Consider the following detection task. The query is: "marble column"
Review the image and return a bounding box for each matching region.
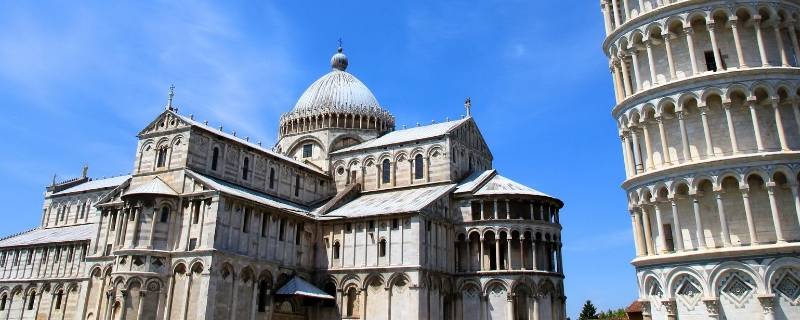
[657,116,671,165]
[641,122,655,170]
[723,103,740,154]
[766,184,786,242]
[715,191,732,247]
[730,18,747,68]
[653,202,667,253]
[641,206,655,255]
[629,48,642,92]
[645,40,658,85]
[774,25,790,67]
[754,17,769,66]
[740,188,759,244]
[748,102,764,151]
[677,110,692,162]
[699,105,715,157]
[772,99,789,150]
[691,196,706,249]
[707,22,723,70]
[663,33,676,79]
[670,199,684,252]
[684,28,699,75]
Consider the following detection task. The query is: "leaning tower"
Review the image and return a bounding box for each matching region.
[601,1,800,319]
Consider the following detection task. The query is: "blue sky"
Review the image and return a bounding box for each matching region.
[0,1,630,317]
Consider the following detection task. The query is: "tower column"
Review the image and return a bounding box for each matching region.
[730,19,747,68]
[663,33,676,80]
[707,21,723,71]
[641,122,654,170]
[754,16,769,66]
[656,116,671,165]
[641,205,655,255]
[619,54,633,96]
[714,191,732,247]
[723,103,740,154]
[699,104,715,157]
[684,27,699,75]
[677,110,692,162]
[774,25,790,67]
[766,184,786,243]
[691,196,706,249]
[670,199,684,252]
[645,40,658,86]
[629,49,642,92]
[772,99,789,151]
[653,202,666,253]
[740,188,759,245]
[748,101,765,151]
[631,128,644,173]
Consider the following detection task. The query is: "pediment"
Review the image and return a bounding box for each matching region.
[138,110,191,137]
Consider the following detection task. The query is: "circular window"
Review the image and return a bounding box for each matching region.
[337,167,345,175]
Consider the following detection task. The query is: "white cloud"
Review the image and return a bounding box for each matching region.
[0,1,300,144]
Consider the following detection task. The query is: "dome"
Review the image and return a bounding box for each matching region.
[291,68,381,113]
[279,46,395,137]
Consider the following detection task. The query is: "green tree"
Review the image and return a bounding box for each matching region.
[578,300,598,320]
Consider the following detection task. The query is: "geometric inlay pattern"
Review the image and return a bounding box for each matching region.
[724,277,751,298]
[720,272,755,308]
[776,274,800,301]
[674,276,703,309]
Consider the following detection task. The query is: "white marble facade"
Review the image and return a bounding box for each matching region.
[0,47,565,319]
[602,0,800,319]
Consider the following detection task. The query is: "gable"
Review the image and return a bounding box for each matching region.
[448,118,493,160]
[138,110,192,138]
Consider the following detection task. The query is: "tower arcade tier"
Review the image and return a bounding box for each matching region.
[602,1,800,319]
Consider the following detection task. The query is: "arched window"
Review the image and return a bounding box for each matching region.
[211,147,220,171]
[294,175,300,196]
[54,290,63,309]
[242,157,250,180]
[269,168,275,189]
[414,154,424,180]
[379,239,387,257]
[346,287,358,317]
[381,159,391,183]
[26,291,35,310]
[0,294,6,310]
[160,206,170,223]
[242,208,251,233]
[278,219,286,241]
[333,241,341,259]
[156,147,168,168]
[257,280,269,312]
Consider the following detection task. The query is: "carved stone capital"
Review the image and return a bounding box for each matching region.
[757,294,775,314]
[702,298,719,315]
[660,298,677,315]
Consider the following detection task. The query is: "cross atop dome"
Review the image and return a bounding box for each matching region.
[331,40,348,71]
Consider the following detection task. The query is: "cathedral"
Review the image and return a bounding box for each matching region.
[602,0,800,319]
[0,47,566,320]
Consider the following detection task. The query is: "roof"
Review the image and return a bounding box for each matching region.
[186,170,310,217]
[172,113,325,175]
[455,169,496,194]
[275,276,335,300]
[332,117,469,154]
[626,300,643,313]
[474,174,552,198]
[124,177,178,197]
[292,69,381,113]
[0,224,94,248]
[52,175,131,196]
[323,184,455,219]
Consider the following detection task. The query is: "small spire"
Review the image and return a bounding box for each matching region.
[465,97,472,117]
[167,84,175,111]
[331,39,348,71]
